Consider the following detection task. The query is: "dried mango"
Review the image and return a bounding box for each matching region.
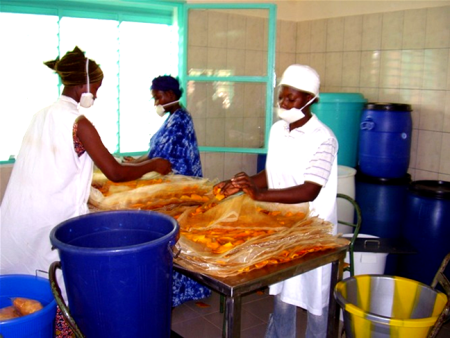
[12,298,43,316]
[213,187,225,201]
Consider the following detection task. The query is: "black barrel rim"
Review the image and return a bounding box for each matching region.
[408,180,450,200]
[355,170,411,185]
[364,102,412,112]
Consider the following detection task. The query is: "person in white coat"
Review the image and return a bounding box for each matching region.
[214,64,338,338]
[1,46,171,280]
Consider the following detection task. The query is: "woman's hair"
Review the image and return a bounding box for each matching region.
[151,75,183,99]
[44,46,103,86]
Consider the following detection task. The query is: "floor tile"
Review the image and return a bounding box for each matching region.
[242,296,273,322]
[171,304,203,324]
[171,315,222,338]
[241,323,269,338]
[171,289,450,338]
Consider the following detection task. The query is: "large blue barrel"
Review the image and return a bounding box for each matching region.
[355,172,411,239]
[50,210,179,338]
[399,181,450,285]
[355,172,411,274]
[257,153,267,172]
[358,103,412,178]
[311,93,367,168]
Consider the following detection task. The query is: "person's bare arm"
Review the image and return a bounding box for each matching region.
[231,171,321,204]
[76,116,171,182]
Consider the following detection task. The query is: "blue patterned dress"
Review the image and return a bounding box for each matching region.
[149,108,202,177]
[148,108,210,307]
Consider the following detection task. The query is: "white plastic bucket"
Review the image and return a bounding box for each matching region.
[337,166,357,234]
[342,233,388,279]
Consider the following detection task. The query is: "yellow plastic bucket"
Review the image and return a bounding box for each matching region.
[334,275,447,338]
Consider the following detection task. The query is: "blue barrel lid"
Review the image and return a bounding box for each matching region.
[355,170,411,185]
[365,102,412,112]
[317,93,367,103]
[408,180,450,200]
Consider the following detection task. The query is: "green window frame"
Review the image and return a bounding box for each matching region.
[0,1,277,164]
[183,3,277,155]
[0,0,185,164]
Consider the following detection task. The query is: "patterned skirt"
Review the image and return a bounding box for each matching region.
[55,307,74,337]
[172,271,211,307]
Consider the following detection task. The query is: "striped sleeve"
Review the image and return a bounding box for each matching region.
[304,137,338,186]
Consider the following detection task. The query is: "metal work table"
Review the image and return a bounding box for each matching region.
[174,246,347,338]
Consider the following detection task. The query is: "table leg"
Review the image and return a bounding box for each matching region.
[327,258,343,338]
[223,295,242,338]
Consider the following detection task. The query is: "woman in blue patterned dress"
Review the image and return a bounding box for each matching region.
[130,75,210,306]
[148,76,202,178]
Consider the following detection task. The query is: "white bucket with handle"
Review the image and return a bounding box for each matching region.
[343,233,388,279]
[337,165,357,234]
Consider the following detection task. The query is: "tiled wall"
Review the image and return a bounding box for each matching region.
[187,9,270,181]
[1,5,449,203]
[287,5,450,182]
[193,5,450,182]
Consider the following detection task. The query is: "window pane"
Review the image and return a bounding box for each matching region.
[1,9,180,161]
[188,9,269,77]
[60,17,120,153]
[0,13,59,161]
[187,81,266,149]
[118,22,179,154]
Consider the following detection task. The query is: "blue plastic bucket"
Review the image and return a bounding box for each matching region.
[312,93,367,168]
[49,210,179,338]
[358,103,412,178]
[0,274,57,338]
[399,180,450,285]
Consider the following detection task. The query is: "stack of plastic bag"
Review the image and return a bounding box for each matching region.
[89,174,348,277]
[174,194,348,277]
[89,172,218,218]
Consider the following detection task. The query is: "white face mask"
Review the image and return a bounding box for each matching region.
[155,100,179,117]
[79,58,94,108]
[80,93,94,108]
[276,95,317,124]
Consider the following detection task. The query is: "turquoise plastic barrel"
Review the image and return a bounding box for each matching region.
[312,93,367,168]
[50,210,179,338]
[358,103,412,178]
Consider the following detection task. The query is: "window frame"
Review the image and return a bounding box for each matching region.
[0,0,185,164]
[183,3,277,155]
[0,1,278,164]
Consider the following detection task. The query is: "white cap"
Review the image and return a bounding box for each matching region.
[278,64,320,97]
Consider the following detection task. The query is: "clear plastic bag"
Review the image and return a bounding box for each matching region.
[174,194,348,277]
[89,173,218,218]
[89,174,348,277]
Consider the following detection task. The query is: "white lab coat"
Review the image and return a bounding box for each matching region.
[1,96,93,278]
[265,115,338,316]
